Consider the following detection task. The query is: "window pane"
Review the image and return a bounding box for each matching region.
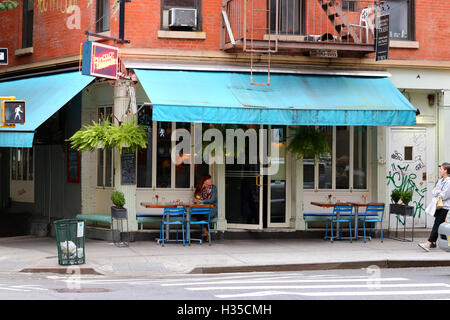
[17,148,23,180]
[23,149,28,181]
[97,149,104,187]
[336,126,350,189]
[164,0,196,7]
[353,127,367,189]
[105,149,113,187]
[157,122,172,188]
[385,0,409,39]
[270,0,302,34]
[137,129,153,188]
[303,158,314,190]
[96,0,110,32]
[318,127,332,189]
[22,0,33,48]
[175,122,191,188]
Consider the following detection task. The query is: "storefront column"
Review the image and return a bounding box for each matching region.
[293,156,306,230]
[439,105,450,163]
[113,79,138,231]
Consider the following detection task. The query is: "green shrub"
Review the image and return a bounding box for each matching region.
[111,190,125,208]
[391,189,402,204]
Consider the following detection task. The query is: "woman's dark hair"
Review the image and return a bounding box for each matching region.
[194,174,212,196]
[444,164,450,175]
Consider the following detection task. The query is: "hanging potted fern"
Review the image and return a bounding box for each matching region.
[67,117,147,154]
[287,126,331,161]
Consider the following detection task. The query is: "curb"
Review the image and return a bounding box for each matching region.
[190,260,450,274]
[20,268,104,275]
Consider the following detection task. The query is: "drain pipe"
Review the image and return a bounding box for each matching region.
[48,147,52,235]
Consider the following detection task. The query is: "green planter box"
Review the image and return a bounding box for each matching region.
[389,204,414,216]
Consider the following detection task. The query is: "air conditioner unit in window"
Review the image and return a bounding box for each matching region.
[168,8,197,29]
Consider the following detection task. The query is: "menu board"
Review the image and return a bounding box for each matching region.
[121,151,136,185]
[67,143,80,183]
[375,14,390,61]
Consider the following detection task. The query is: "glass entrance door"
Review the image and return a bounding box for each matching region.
[225,126,289,229]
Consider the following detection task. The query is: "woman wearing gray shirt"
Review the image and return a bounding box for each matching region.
[419,162,450,251]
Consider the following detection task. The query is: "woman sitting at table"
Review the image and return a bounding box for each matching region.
[193,174,217,241]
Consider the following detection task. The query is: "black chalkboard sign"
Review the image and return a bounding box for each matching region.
[375,14,390,61]
[121,151,136,185]
[67,143,80,183]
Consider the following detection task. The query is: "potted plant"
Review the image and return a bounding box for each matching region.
[390,189,402,204]
[389,189,414,216]
[111,190,127,219]
[287,126,330,161]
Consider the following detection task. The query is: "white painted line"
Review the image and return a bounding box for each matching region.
[187,283,449,291]
[162,277,409,286]
[215,289,450,298]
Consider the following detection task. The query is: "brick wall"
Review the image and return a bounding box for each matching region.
[0,0,450,70]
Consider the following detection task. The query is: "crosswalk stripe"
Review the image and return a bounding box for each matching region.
[215,289,450,298]
[186,283,450,291]
[161,277,408,286]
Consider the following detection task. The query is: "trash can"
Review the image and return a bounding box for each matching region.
[54,219,86,265]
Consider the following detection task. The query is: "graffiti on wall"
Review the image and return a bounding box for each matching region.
[37,0,79,13]
[387,162,427,226]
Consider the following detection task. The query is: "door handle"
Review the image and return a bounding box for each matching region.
[256,174,262,187]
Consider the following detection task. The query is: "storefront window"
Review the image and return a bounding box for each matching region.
[137,105,153,188]
[353,126,367,189]
[303,126,367,191]
[336,126,350,189]
[157,122,172,188]
[97,107,113,188]
[11,148,33,181]
[318,127,332,189]
[175,122,191,188]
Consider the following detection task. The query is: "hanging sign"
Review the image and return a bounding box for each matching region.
[81,41,119,79]
[375,14,390,61]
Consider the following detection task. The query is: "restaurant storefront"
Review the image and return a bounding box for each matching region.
[77,65,417,233]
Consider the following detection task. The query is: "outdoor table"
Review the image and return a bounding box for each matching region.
[311,202,385,240]
[347,202,384,240]
[140,203,216,245]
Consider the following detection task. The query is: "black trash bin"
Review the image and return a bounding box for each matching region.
[54,219,86,265]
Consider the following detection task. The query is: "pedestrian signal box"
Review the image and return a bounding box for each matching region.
[1,100,26,125]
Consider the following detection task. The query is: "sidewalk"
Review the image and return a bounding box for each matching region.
[1,233,450,277]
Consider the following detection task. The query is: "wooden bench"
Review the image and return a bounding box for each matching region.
[304,212,378,229]
[76,214,112,229]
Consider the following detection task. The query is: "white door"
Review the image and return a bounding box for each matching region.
[387,127,433,229]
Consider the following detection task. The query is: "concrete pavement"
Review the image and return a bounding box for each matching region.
[1,230,450,277]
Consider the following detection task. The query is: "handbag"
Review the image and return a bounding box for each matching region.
[437,196,444,210]
[426,197,438,216]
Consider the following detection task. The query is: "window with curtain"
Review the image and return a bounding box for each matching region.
[270,0,305,35]
[384,0,414,40]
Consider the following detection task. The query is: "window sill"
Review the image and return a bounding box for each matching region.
[15,47,33,56]
[158,30,206,40]
[389,40,419,49]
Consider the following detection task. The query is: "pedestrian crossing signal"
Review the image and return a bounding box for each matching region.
[1,100,26,125]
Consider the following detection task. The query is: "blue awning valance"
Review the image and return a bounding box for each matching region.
[135,69,416,126]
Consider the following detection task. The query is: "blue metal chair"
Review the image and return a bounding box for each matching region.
[160,206,185,247]
[188,206,212,246]
[361,203,385,243]
[324,204,353,243]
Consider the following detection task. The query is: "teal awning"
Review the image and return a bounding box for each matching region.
[0,72,94,147]
[135,69,416,126]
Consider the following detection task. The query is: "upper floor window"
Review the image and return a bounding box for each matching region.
[161,0,201,31]
[22,0,34,48]
[96,0,110,33]
[270,0,305,35]
[384,0,414,40]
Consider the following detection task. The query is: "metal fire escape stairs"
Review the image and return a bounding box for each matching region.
[317,0,360,43]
